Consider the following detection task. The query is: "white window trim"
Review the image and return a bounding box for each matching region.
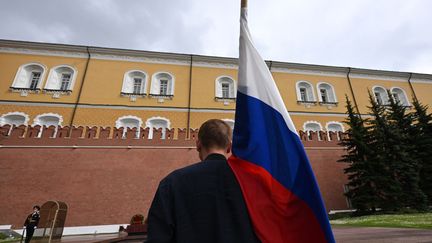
[33,113,63,126]
[390,87,410,106]
[44,65,78,91]
[303,120,323,131]
[303,120,323,140]
[316,82,337,103]
[215,76,237,98]
[121,70,148,95]
[325,121,345,132]
[115,115,143,128]
[0,112,30,126]
[11,62,47,89]
[115,115,143,138]
[33,113,63,138]
[150,72,175,96]
[372,85,389,105]
[296,81,316,102]
[145,116,171,139]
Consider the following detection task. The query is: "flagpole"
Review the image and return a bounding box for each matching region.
[241,0,247,8]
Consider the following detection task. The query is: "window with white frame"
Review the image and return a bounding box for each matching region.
[159,79,168,95]
[391,87,409,106]
[150,72,174,97]
[0,112,29,126]
[146,117,170,139]
[60,73,72,91]
[11,63,46,92]
[300,87,307,101]
[327,122,344,133]
[44,66,76,94]
[215,76,236,99]
[33,113,63,137]
[222,83,229,98]
[373,86,389,105]
[0,112,29,135]
[296,81,315,102]
[317,83,337,104]
[303,121,322,140]
[121,70,147,100]
[29,72,42,90]
[133,78,143,94]
[115,116,142,138]
[326,122,344,140]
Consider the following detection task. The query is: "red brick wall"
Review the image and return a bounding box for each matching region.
[0,125,348,228]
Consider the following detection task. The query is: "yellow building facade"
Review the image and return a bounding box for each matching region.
[1,40,431,136]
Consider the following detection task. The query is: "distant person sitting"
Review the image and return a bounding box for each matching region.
[23,205,40,243]
[146,119,260,243]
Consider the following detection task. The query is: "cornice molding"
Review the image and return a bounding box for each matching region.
[349,73,408,82]
[91,53,190,66]
[410,78,432,84]
[271,67,346,78]
[1,39,432,80]
[0,46,88,59]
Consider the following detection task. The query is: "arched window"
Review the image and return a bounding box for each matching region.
[303,121,322,140]
[146,117,170,139]
[0,112,29,135]
[0,112,29,126]
[33,113,63,127]
[373,86,389,105]
[44,65,77,97]
[326,122,344,140]
[115,116,143,138]
[11,63,46,95]
[296,81,316,103]
[390,87,409,106]
[121,70,148,98]
[150,72,174,99]
[317,82,337,103]
[33,113,63,137]
[215,76,236,99]
[326,122,344,133]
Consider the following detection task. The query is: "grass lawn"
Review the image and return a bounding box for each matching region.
[330,213,432,229]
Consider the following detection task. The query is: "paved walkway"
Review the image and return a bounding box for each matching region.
[333,226,432,243]
[28,227,432,242]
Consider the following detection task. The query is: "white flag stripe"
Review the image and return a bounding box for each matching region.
[238,8,297,134]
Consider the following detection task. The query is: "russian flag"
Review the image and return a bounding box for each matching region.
[228,3,335,243]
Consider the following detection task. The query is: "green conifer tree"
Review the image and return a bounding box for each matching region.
[338,95,379,212]
[366,91,403,211]
[386,91,427,210]
[412,99,432,205]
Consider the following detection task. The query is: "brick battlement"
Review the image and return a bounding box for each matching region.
[0,124,348,228]
[0,125,345,147]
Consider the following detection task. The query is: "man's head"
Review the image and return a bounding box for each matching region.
[33,205,40,212]
[196,119,232,160]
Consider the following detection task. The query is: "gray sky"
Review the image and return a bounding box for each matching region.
[1,0,431,74]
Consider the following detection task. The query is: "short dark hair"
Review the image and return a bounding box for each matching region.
[33,205,40,211]
[198,119,232,150]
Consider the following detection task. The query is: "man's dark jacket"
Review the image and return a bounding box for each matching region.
[24,212,40,229]
[146,153,260,243]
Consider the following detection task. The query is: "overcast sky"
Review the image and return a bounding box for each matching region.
[1,0,431,74]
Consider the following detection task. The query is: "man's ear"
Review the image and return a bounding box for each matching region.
[226,141,232,154]
[196,140,201,152]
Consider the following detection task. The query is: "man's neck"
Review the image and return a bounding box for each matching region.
[201,149,228,161]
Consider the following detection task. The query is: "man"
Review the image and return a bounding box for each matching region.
[146,119,260,243]
[23,205,40,243]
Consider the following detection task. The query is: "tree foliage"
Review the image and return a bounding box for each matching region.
[340,91,432,212]
[412,99,432,203]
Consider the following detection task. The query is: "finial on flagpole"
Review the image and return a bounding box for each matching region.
[241,0,248,8]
